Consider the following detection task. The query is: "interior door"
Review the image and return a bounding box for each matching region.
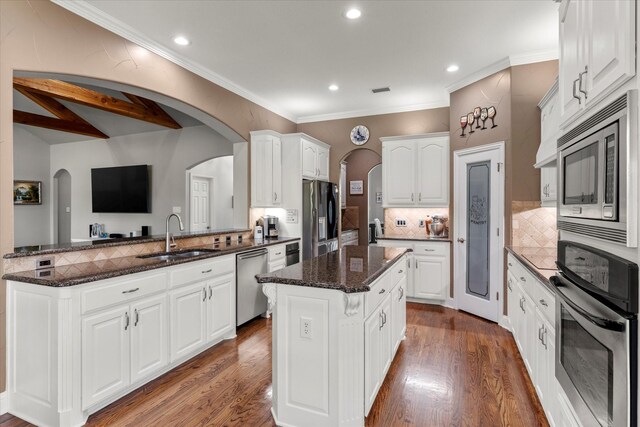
[190,176,211,232]
[454,144,504,323]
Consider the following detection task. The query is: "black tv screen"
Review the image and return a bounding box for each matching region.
[91,165,151,213]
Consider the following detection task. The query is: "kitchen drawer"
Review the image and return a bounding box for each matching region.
[530,278,555,326]
[387,256,408,287]
[365,272,392,318]
[82,271,167,314]
[268,245,286,262]
[413,242,448,256]
[507,254,524,279]
[169,256,234,288]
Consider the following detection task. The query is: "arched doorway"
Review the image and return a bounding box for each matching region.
[340,148,382,245]
[53,169,71,244]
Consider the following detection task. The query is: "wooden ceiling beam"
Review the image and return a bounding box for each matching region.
[14,110,109,139]
[13,78,182,129]
[122,92,182,128]
[14,86,99,127]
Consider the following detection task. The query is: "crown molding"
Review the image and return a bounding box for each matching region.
[296,99,450,124]
[50,0,298,123]
[446,49,558,94]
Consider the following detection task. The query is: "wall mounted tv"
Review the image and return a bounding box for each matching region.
[91,165,151,213]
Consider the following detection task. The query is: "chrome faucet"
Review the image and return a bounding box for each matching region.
[165,213,184,252]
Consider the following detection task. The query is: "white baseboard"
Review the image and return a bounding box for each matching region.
[499,315,512,332]
[0,391,8,415]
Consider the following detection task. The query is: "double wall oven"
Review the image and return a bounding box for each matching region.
[558,90,636,245]
[551,241,637,427]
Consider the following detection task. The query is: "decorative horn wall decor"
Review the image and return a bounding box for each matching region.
[460,106,497,137]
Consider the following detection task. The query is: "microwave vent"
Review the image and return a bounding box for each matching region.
[558,220,627,244]
[558,93,628,148]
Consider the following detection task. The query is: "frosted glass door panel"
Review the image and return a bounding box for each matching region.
[466,162,490,300]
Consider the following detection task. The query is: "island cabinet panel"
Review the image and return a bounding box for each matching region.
[265,253,407,427]
[7,253,237,427]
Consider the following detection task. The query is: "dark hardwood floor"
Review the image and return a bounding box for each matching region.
[0,303,547,427]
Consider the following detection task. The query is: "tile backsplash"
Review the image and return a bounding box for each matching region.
[512,201,557,248]
[383,208,450,238]
[342,206,360,230]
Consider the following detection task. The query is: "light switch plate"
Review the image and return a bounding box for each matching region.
[172,206,182,214]
[395,218,407,227]
[419,220,425,228]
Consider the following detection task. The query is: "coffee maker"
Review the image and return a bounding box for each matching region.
[260,215,279,239]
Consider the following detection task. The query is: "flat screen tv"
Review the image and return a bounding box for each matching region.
[91,165,151,213]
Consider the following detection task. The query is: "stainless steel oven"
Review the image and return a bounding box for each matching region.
[551,240,637,427]
[558,90,636,245]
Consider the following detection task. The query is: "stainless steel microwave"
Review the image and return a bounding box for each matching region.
[558,91,636,245]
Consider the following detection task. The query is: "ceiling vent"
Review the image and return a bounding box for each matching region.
[372,87,391,94]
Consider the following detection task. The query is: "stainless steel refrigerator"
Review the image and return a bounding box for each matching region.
[302,180,339,260]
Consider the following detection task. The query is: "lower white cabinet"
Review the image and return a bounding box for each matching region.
[170,282,207,362]
[534,308,556,426]
[8,254,237,427]
[392,276,407,353]
[268,243,287,272]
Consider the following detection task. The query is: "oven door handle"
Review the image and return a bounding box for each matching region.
[550,276,626,332]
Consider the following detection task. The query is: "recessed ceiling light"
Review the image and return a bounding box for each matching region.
[329,84,339,91]
[446,64,459,73]
[173,36,190,46]
[345,8,362,20]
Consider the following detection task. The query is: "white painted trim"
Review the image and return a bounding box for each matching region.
[452,142,506,323]
[538,78,559,109]
[0,391,7,415]
[499,315,512,332]
[50,0,298,123]
[379,131,450,143]
[296,100,450,124]
[446,50,558,93]
[189,174,215,232]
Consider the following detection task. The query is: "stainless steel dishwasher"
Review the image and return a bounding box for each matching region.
[236,248,268,326]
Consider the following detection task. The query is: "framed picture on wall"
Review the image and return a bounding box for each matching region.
[13,180,42,205]
[350,180,363,195]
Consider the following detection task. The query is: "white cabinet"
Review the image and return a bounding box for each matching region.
[391,276,407,353]
[170,282,207,362]
[251,131,282,207]
[538,79,560,165]
[540,166,557,207]
[413,253,448,300]
[364,293,394,416]
[559,0,635,125]
[206,274,235,343]
[82,306,130,409]
[302,138,330,181]
[268,243,287,272]
[82,294,168,409]
[381,133,449,207]
[130,295,168,384]
[507,253,559,427]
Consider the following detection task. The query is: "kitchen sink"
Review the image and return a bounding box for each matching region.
[138,248,220,261]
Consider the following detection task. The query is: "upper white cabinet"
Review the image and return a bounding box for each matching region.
[381,133,449,207]
[250,131,282,207]
[537,79,559,206]
[302,137,330,181]
[559,0,635,125]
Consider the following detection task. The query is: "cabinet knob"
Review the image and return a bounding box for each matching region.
[457,238,465,243]
[539,299,548,307]
[379,288,386,294]
[520,276,526,282]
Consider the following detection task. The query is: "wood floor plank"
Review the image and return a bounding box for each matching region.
[3,303,547,427]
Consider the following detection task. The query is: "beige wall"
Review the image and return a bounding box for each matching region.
[298,107,450,184]
[344,149,382,245]
[448,60,558,307]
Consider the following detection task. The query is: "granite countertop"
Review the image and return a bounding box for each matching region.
[3,237,300,287]
[505,246,557,292]
[5,228,252,259]
[256,245,410,293]
[377,235,451,242]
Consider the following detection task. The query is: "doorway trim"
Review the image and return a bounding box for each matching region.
[453,141,505,323]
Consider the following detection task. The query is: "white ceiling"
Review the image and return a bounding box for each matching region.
[55,0,560,123]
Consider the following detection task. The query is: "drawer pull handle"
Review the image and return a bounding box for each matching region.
[124,312,130,331]
[275,252,282,256]
[379,288,386,294]
[134,309,139,327]
[520,276,526,282]
[398,269,403,274]
[202,269,212,274]
[122,288,139,294]
[539,299,548,307]
[424,249,435,252]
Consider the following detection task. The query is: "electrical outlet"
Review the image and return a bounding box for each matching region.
[395,218,407,227]
[300,317,313,339]
[419,220,425,228]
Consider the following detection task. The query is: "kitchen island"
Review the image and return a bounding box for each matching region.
[256,246,409,427]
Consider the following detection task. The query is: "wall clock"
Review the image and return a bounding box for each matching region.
[350,125,370,145]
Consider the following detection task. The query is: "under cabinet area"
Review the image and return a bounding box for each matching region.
[381,133,449,207]
[8,254,237,427]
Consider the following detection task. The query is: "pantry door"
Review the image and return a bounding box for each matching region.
[453,142,504,323]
